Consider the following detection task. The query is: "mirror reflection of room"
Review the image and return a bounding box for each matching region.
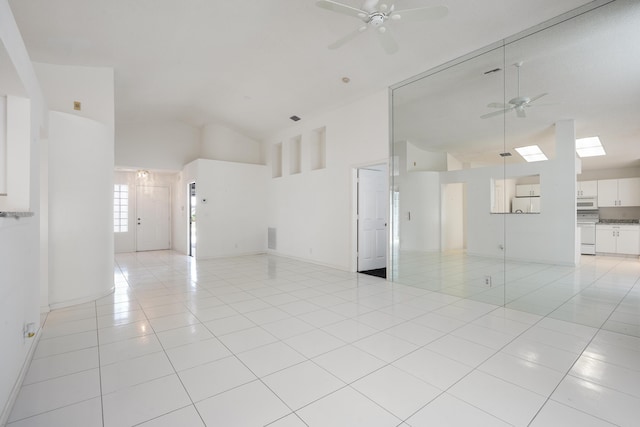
[390,1,640,321]
[492,175,541,214]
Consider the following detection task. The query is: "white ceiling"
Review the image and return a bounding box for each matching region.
[8,0,636,173]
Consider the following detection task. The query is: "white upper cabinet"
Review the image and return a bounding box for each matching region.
[598,178,640,207]
[576,180,597,198]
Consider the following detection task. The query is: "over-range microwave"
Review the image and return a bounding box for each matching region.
[577,197,598,210]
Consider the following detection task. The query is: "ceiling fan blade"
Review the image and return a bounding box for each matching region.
[487,102,510,109]
[316,0,367,18]
[375,27,399,54]
[480,108,511,119]
[328,26,368,50]
[392,5,448,22]
[528,92,548,103]
[362,0,380,12]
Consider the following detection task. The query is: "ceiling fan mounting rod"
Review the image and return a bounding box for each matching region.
[514,61,523,97]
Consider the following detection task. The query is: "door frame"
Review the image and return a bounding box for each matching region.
[188,181,196,257]
[351,160,390,276]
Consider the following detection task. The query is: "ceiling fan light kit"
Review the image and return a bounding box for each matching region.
[316,0,448,54]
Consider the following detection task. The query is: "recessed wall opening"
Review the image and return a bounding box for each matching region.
[289,135,302,175]
[310,126,326,171]
[272,143,282,178]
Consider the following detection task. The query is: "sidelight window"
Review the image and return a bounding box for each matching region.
[114,184,129,232]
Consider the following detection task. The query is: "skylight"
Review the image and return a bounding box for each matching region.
[515,145,548,162]
[576,136,606,158]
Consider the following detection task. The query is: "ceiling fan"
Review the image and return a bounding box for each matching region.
[481,62,548,119]
[316,0,448,54]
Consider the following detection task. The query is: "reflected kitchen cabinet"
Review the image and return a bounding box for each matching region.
[515,184,540,197]
[595,224,640,255]
[577,180,597,198]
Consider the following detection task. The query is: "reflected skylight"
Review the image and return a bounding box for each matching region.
[515,145,548,162]
[576,136,606,158]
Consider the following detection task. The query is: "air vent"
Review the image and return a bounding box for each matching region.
[500,152,512,157]
[289,115,301,122]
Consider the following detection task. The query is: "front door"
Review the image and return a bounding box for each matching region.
[136,186,170,251]
[358,167,387,272]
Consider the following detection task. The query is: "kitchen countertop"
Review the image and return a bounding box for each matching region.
[598,219,640,224]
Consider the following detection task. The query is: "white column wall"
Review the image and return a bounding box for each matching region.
[440,121,577,265]
[48,112,114,308]
[183,159,267,259]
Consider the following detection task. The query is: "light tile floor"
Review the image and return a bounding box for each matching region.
[8,251,640,426]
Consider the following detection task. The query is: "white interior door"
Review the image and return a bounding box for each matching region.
[136,186,170,251]
[358,167,387,271]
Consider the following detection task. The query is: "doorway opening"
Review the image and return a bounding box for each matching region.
[188,182,196,257]
[357,164,388,279]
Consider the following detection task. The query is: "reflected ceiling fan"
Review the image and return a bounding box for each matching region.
[481,62,548,119]
[316,0,448,54]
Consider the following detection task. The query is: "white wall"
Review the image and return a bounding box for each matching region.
[0,2,45,422]
[39,136,49,312]
[48,112,114,308]
[182,159,267,259]
[406,141,448,172]
[442,183,465,250]
[393,141,442,252]
[399,171,442,252]
[0,96,31,212]
[34,63,114,128]
[201,123,264,165]
[265,90,389,271]
[116,121,201,171]
[578,166,640,181]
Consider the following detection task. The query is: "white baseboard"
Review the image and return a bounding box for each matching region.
[0,329,42,427]
[48,286,115,311]
[266,250,351,272]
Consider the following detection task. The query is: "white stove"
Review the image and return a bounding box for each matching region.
[577,210,599,255]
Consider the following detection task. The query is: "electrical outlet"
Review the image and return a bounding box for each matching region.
[485,275,492,287]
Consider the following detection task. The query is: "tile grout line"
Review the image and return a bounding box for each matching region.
[526,270,640,426]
